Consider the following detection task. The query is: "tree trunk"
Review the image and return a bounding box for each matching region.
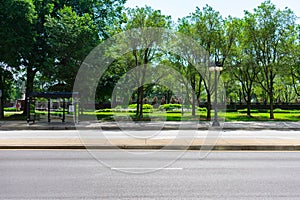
[246,91,251,117]
[191,76,196,116]
[0,96,4,119]
[138,86,144,120]
[23,67,36,116]
[269,90,274,119]
[206,92,211,121]
[269,73,274,120]
[136,88,140,117]
[192,93,196,116]
[246,100,251,117]
[0,70,4,119]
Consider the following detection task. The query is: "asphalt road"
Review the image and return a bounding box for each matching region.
[1,150,300,199]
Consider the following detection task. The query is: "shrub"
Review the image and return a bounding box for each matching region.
[128,104,153,110]
[198,107,207,112]
[159,104,182,111]
[4,107,17,112]
[128,104,137,109]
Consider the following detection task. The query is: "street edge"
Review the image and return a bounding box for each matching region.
[0,145,300,151]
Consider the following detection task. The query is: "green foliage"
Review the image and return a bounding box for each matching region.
[44,6,98,91]
[128,104,153,110]
[1,0,300,122]
[125,6,172,29]
[0,0,36,67]
[198,107,207,112]
[159,104,182,111]
[243,1,297,119]
[0,0,127,116]
[4,107,17,112]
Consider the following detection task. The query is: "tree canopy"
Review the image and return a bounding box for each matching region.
[0,0,300,120]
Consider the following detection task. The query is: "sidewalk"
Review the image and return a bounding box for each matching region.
[0,120,300,150]
[1,120,300,130]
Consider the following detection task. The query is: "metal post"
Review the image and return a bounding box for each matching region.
[48,98,51,123]
[27,97,30,125]
[210,62,222,127]
[212,70,220,126]
[62,98,65,123]
[181,83,184,116]
[74,99,77,123]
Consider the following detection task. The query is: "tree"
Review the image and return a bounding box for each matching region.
[62,0,126,39]
[274,76,295,104]
[178,5,227,120]
[44,6,98,91]
[226,18,260,117]
[1,0,127,115]
[287,25,300,98]
[244,1,297,119]
[0,0,36,67]
[119,6,172,120]
[177,18,203,116]
[0,63,15,118]
[0,0,36,117]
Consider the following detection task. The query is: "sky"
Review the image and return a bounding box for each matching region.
[125,0,300,23]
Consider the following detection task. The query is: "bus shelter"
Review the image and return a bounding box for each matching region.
[27,92,79,124]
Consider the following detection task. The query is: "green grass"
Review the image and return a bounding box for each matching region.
[3,109,300,122]
[223,110,300,121]
[3,111,26,120]
[4,107,17,112]
[93,109,300,122]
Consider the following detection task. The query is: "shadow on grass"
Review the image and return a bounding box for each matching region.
[225,114,267,122]
[2,113,27,121]
[6,111,300,122]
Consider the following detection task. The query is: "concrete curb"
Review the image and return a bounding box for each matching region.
[1,145,299,151]
[1,121,300,131]
[1,126,300,131]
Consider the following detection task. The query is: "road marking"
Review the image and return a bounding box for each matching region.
[110,167,183,170]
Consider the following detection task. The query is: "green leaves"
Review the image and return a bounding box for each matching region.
[125,6,172,29]
[0,0,36,67]
[44,6,98,90]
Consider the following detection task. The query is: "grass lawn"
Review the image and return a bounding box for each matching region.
[223,112,300,121]
[223,109,300,121]
[94,109,300,122]
[3,109,300,122]
[3,111,26,120]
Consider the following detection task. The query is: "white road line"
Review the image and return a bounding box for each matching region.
[110,167,183,170]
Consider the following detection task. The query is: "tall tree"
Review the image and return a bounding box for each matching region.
[227,18,260,117]
[120,6,172,120]
[244,0,297,119]
[177,18,203,116]
[1,0,127,115]
[44,6,98,91]
[288,25,300,97]
[0,0,36,117]
[0,63,15,118]
[178,5,227,120]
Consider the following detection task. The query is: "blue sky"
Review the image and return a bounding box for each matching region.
[125,0,300,23]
